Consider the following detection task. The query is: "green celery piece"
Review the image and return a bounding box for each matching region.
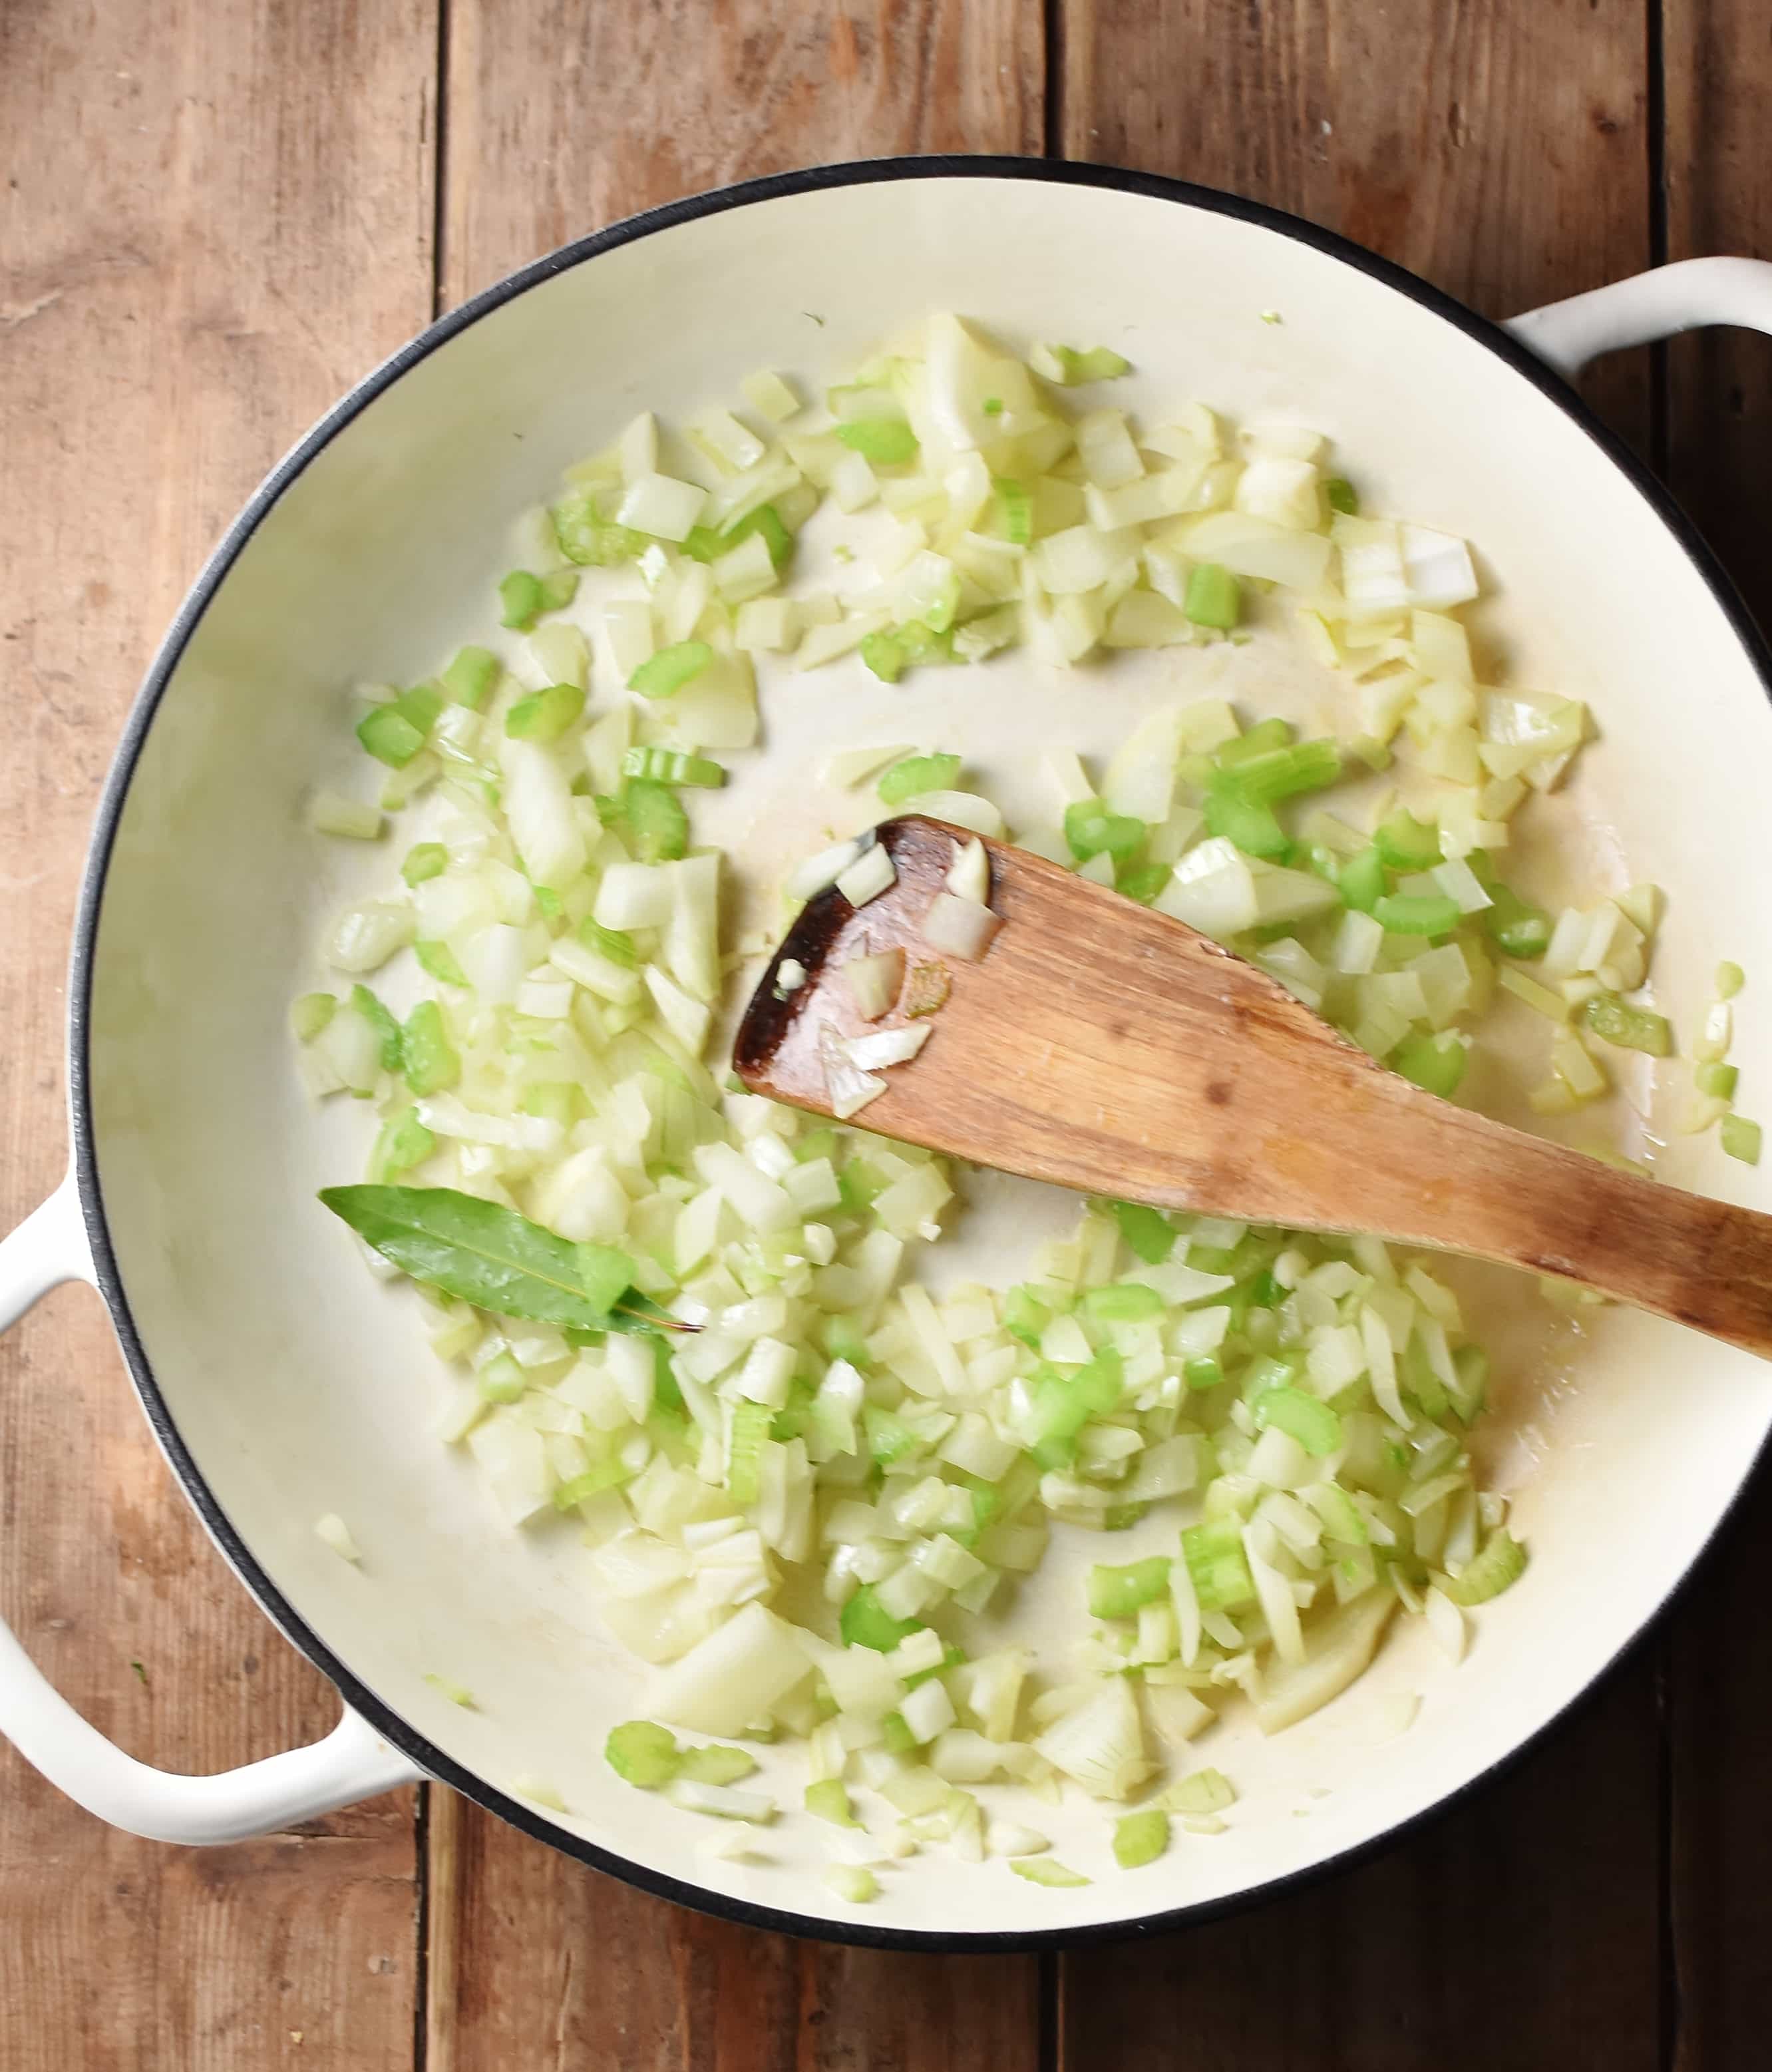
[806,1778,858,1826]
[605,1720,681,1789]
[1180,1516,1256,1611]
[578,916,638,966]
[1065,800,1146,863]
[402,999,460,1096]
[1393,1031,1468,1098]
[1204,785,1291,862]
[1696,1060,1739,1101]
[621,745,725,787]
[839,1583,924,1652]
[1374,810,1442,871]
[1161,1767,1236,1814]
[838,1157,887,1213]
[1042,344,1132,383]
[1113,1810,1170,1870]
[402,841,448,887]
[1185,561,1240,630]
[819,1314,872,1367]
[621,779,689,861]
[499,570,544,630]
[1010,1858,1091,1888]
[1374,892,1460,936]
[629,641,713,698]
[414,939,468,988]
[478,1351,525,1403]
[1212,739,1341,805]
[1117,861,1172,905]
[1326,477,1358,515]
[859,630,905,684]
[506,682,585,741]
[1216,720,1294,767]
[880,752,962,806]
[1717,960,1746,999]
[863,1403,921,1466]
[554,1459,631,1507]
[836,417,919,465]
[1087,1555,1172,1619]
[677,1743,758,1786]
[1184,1356,1224,1392]
[879,1711,917,1755]
[727,1399,773,1504]
[442,645,500,709]
[291,991,336,1042]
[1081,1282,1165,1323]
[539,568,580,612]
[1003,1284,1053,1347]
[356,702,426,769]
[723,503,794,570]
[1254,1385,1343,1458]
[1722,1115,1763,1165]
[350,984,403,1072]
[369,1106,435,1183]
[1436,1530,1528,1605]
[551,492,647,567]
[1337,845,1388,914]
[1584,993,1674,1057]
[1108,1200,1176,1264]
[1482,882,1551,959]
[994,478,1033,545]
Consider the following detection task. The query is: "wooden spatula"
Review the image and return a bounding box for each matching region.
[734,814,1772,1359]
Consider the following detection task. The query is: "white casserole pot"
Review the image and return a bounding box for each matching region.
[7,160,1772,1948]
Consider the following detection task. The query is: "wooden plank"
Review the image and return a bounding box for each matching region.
[428,5,1047,2065]
[1662,8,1772,2065]
[0,1,436,2067]
[427,1788,1041,2072]
[1057,4,1665,2067]
[439,0,1045,303]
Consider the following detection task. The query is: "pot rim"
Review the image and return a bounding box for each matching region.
[63,152,1772,1952]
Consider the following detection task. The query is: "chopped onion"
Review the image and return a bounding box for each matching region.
[840,948,904,1019]
[844,1023,932,1071]
[921,891,1002,961]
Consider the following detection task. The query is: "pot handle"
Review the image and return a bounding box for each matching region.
[0,1177,423,1842]
[1506,255,1772,377]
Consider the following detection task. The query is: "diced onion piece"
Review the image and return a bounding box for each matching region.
[844,1024,932,1071]
[841,948,905,1020]
[835,842,897,909]
[1401,524,1479,608]
[616,471,707,542]
[313,1513,361,1563]
[922,891,1003,962]
[945,838,990,905]
[647,1603,810,1736]
[788,837,865,901]
[818,1024,887,1120]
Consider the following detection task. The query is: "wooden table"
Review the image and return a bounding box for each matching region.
[2,1,1767,2063]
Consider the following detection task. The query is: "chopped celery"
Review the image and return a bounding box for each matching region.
[1065,800,1146,863]
[1722,1115,1763,1165]
[880,752,962,805]
[579,916,638,966]
[506,682,585,741]
[1160,1767,1236,1814]
[498,570,544,630]
[605,1719,681,1789]
[414,939,468,988]
[1216,720,1294,767]
[402,841,448,887]
[442,645,500,709]
[370,1106,435,1182]
[550,492,647,566]
[1113,1809,1170,1869]
[1181,1516,1256,1611]
[995,477,1033,544]
[402,1000,460,1096]
[677,1743,759,1786]
[1009,1858,1090,1888]
[805,1778,858,1826]
[1107,1200,1177,1264]
[356,702,427,769]
[291,991,336,1042]
[860,630,906,684]
[621,746,725,787]
[1081,1282,1165,1323]
[1185,562,1240,630]
[826,1865,881,1905]
[629,641,713,699]
[863,1403,921,1466]
[620,779,689,861]
[351,985,403,1072]
[727,1400,773,1504]
[1584,993,1673,1057]
[1717,961,1745,1000]
[1212,739,1341,805]
[1184,1356,1225,1392]
[1205,786,1291,862]
[1393,1031,1468,1098]
[1337,845,1388,915]
[1118,861,1172,905]
[554,1459,631,1506]
[1035,343,1131,383]
[840,1583,924,1652]
[836,418,919,465]
[479,1352,525,1403]
[1326,477,1358,515]
[1483,883,1551,959]
[539,568,580,612]
[1695,1060,1739,1101]
[1374,811,1441,871]
[1437,1530,1528,1605]
[1375,893,1460,937]
[1254,1385,1343,1457]
[1087,1555,1172,1619]
[1003,1285,1053,1347]
[880,1711,916,1755]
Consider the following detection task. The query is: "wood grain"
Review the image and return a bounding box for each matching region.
[427,5,1049,2066]
[0,0,435,2065]
[440,0,1046,304]
[1057,2,1668,2065]
[1662,4,1772,2064]
[739,818,1772,1356]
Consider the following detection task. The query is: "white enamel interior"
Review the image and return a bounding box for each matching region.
[86,174,1772,1938]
